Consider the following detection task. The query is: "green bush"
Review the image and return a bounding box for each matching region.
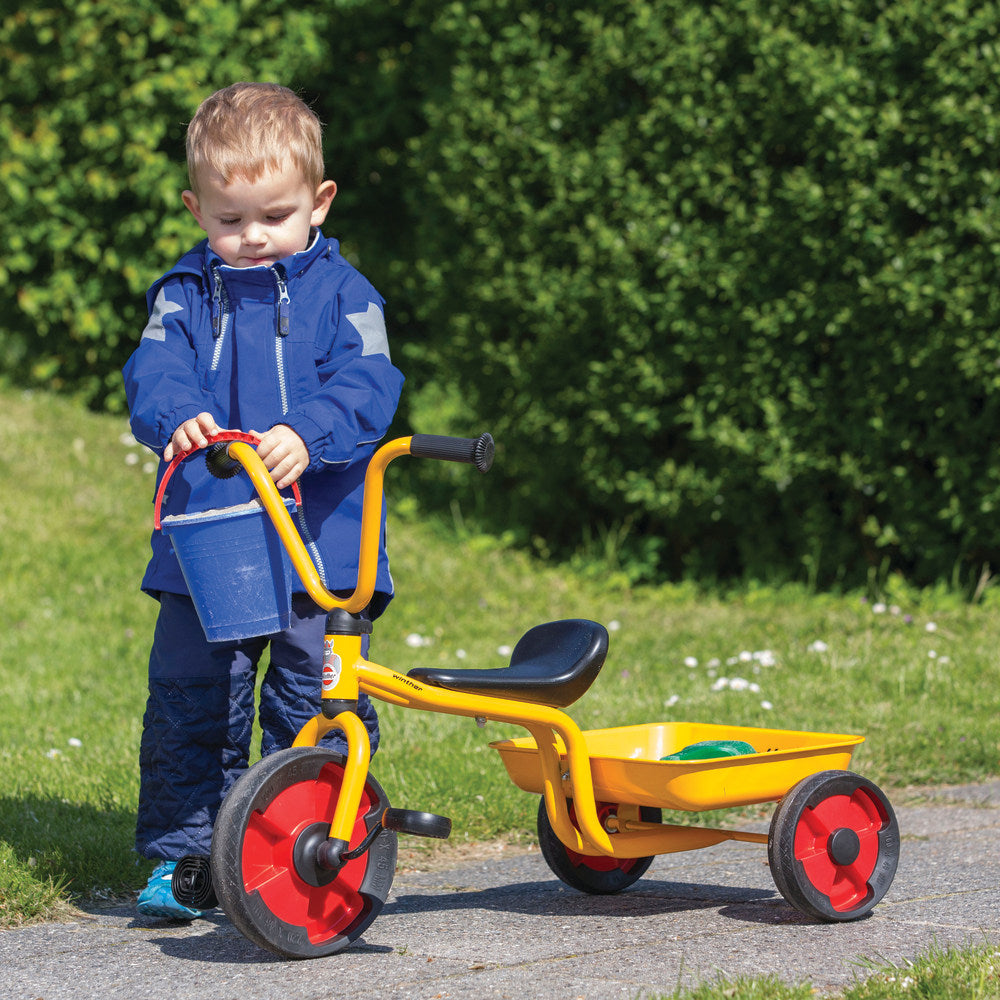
[0,0,414,411]
[401,0,1000,588]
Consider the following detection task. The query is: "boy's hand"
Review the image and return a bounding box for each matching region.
[164,412,222,461]
[256,424,309,489]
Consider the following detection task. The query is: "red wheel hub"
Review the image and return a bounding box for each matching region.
[793,787,887,912]
[564,802,642,874]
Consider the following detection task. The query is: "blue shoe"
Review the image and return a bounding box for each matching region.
[137,861,204,920]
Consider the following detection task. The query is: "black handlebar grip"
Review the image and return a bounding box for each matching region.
[410,433,494,473]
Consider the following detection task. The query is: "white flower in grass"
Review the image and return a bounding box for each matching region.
[684,656,698,668]
[125,452,139,466]
[707,658,721,669]
[808,640,829,653]
[45,749,61,759]
[711,675,762,696]
[607,620,621,632]
[497,644,512,657]
[753,650,776,667]
[872,602,887,614]
[455,649,467,660]
[926,621,938,633]
[664,694,680,708]
[405,633,431,648]
[760,700,774,710]
[68,738,82,748]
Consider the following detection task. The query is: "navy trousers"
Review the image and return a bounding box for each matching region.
[135,592,380,859]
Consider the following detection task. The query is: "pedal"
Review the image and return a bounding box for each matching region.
[172,855,218,909]
[382,808,452,840]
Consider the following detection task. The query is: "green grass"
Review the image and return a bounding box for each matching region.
[650,943,1000,1000]
[847,943,1000,1000]
[1,385,999,996]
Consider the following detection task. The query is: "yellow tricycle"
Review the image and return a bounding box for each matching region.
[161,431,898,958]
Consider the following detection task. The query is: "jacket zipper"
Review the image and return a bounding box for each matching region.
[274,267,291,415]
[210,266,230,370]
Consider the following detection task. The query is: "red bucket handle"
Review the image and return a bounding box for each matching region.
[153,430,302,529]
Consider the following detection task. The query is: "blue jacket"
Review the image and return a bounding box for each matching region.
[123,231,404,609]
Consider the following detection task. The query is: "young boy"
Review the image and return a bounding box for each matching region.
[123,82,404,919]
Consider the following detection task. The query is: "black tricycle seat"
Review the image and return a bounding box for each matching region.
[407,619,608,708]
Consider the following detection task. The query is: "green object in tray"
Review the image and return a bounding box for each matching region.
[660,739,756,761]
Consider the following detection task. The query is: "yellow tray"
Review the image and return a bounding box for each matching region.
[491,721,863,812]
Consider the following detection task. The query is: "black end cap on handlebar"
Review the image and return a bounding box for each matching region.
[205,443,242,479]
[472,433,494,473]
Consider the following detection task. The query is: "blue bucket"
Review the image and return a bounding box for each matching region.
[162,498,297,642]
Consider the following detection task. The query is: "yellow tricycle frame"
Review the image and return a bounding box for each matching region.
[166,431,899,959]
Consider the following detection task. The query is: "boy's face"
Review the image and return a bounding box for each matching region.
[182,163,336,269]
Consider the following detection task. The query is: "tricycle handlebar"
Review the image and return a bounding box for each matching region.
[155,431,494,616]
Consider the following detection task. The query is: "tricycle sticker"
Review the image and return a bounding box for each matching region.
[322,646,341,691]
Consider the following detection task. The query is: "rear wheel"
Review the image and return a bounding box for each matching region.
[768,770,898,921]
[537,798,662,894]
[211,747,396,958]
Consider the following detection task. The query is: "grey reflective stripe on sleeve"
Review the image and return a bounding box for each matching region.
[346,302,390,359]
[141,288,184,341]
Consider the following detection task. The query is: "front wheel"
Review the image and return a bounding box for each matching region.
[768,770,898,921]
[211,747,397,958]
[537,798,662,894]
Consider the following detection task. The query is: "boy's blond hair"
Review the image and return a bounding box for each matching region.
[186,82,325,193]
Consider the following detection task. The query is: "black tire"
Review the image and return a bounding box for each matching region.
[537,798,661,894]
[210,747,397,958]
[768,769,898,921]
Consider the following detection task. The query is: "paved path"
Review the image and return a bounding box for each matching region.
[2,783,998,1000]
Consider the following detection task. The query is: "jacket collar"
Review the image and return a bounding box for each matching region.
[145,231,336,312]
[205,227,328,281]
